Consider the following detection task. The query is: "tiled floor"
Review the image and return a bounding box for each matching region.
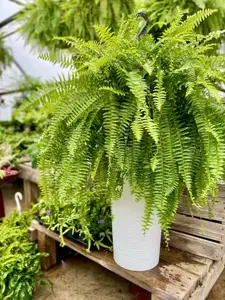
[2,182,225,300]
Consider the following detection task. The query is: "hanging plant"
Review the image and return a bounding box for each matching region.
[27,10,225,242]
[16,0,135,50]
[139,0,225,39]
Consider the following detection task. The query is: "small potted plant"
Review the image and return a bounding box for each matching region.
[0,144,20,184]
[32,10,225,271]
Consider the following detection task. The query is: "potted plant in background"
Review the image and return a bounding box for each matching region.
[27,10,225,271]
[139,0,225,39]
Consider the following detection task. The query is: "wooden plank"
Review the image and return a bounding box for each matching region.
[152,295,163,300]
[19,165,39,184]
[28,227,37,242]
[180,195,225,212]
[38,231,57,271]
[23,180,31,209]
[177,206,225,222]
[169,231,224,260]
[171,214,225,242]
[23,180,39,209]
[189,254,225,300]
[32,222,200,300]
[178,195,225,222]
[160,248,212,280]
[30,182,39,202]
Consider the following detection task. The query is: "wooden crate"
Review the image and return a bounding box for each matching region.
[169,183,225,260]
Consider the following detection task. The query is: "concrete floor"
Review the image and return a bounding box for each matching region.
[2,182,225,300]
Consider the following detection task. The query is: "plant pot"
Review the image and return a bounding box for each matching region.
[112,183,161,271]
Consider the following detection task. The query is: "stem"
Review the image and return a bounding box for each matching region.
[12,57,28,77]
[9,0,25,6]
[1,31,17,39]
[0,88,30,96]
[0,11,22,29]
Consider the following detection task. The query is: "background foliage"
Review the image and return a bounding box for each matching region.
[0,211,46,300]
[17,0,135,50]
[0,78,48,166]
[140,0,225,39]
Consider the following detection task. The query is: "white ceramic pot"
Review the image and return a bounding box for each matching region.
[112,183,161,271]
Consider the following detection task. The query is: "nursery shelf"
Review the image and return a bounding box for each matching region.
[31,221,225,300]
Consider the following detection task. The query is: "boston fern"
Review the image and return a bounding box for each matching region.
[28,10,225,241]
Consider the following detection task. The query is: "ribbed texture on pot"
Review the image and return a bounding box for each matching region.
[112,183,161,271]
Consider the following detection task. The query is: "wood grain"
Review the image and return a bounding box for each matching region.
[171,214,225,242]
[28,227,37,242]
[189,254,225,300]
[32,222,211,300]
[23,180,39,209]
[169,231,224,260]
[160,248,212,280]
[178,195,225,222]
[37,231,57,271]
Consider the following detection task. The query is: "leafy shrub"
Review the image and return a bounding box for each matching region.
[38,191,112,252]
[0,211,46,300]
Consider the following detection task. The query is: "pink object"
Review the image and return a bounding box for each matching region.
[0,168,20,218]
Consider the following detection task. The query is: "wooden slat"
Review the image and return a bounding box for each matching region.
[171,214,225,242]
[189,254,225,300]
[32,222,201,300]
[19,165,39,184]
[160,248,212,280]
[178,195,225,222]
[169,231,224,260]
[177,206,225,222]
[38,230,57,271]
[28,227,37,242]
[23,180,39,209]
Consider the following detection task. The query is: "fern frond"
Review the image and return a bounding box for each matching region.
[152,70,166,111]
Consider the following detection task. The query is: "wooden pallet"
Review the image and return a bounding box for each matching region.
[169,183,225,260]
[30,221,225,300]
